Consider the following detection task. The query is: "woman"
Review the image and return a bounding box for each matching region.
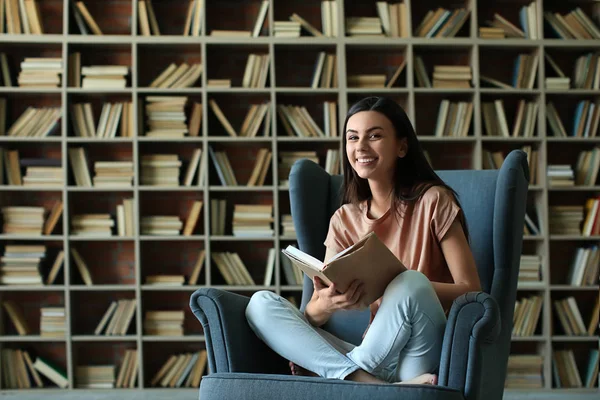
[245,96,481,385]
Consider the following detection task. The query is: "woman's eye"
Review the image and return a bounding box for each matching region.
[369,133,381,139]
[348,136,358,141]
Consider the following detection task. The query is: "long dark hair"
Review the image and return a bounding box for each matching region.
[341,96,469,240]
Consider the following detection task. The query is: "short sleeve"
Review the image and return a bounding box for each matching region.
[427,187,461,242]
[323,210,348,254]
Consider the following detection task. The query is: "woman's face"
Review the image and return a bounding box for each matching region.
[345,111,407,182]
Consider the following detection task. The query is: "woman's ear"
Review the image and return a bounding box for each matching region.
[397,137,408,158]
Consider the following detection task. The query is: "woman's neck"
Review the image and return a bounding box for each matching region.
[367,179,394,217]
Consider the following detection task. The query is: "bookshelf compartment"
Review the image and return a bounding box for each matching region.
[411,0,472,38]
[67,191,133,237]
[68,241,135,286]
[551,290,599,337]
[139,191,204,236]
[551,342,599,389]
[207,93,271,137]
[209,190,273,237]
[70,290,137,335]
[0,190,64,236]
[415,92,474,137]
[505,341,546,390]
[206,44,271,89]
[345,45,407,89]
[0,342,67,389]
[0,43,63,89]
[67,142,134,188]
[277,140,341,186]
[548,240,599,287]
[542,0,600,40]
[273,44,337,88]
[545,94,599,139]
[140,240,205,286]
[547,141,600,187]
[512,289,544,337]
[480,93,541,138]
[275,92,339,138]
[208,141,273,187]
[67,44,132,89]
[71,342,139,388]
[142,341,207,388]
[0,141,62,187]
[1,291,64,337]
[0,239,65,286]
[420,141,475,170]
[141,290,202,336]
[209,240,274,287]
[479,46,540,90]
[67,92,134,138]
[413,45,474,89]
[343,0,409,38]
[476,0,532,40]
[543,47,600,91]
[139,141,204,187]
[138,94,202,139]
[273,0,328,37]
[0,93,62,138]
[137,44,202,89]
[205,0,268,37]
[518,240,545,288]
[68,0,133,36]
[138,0,195,36]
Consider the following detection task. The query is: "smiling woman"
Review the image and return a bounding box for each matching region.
[246,96,481,386]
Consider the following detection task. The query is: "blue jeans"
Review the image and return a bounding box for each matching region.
[245,270,447,383]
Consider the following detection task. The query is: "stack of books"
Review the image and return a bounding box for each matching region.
[242,54,269,88]
[512,53,539,89]
[273,21,301,37]
[518,255,542,285]
[140,216,182,236]
[140,154,181,186]
[345,17,382,36]
[544,7,600,40]
[505,355,543,389]
[17,57,62,88]
[432,65,472,88]
[548,205,584,235]
[22,165,64,187]
[81,65,128,89]
[76,365,115,389]
[40,307,65,338]
[145,275,185,286]
[150,350,207,388]
[93,161,134,187]
[546,77,570,90]
[71,214,114,237]
[94,299,137,335]
[373,1,409,37]
[414,7,469,38]
[1,206,45,235]
[547,165,575,187]
[434,100,474,137]
[479,27,505,39]
[0,245,45,285]
[280,215,295,237]
[144,310,184,336]
[232,204,273,237]
[347,74,387,88]
[144,96,188,138]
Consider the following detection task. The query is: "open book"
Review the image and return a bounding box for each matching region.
[282,231,407,307]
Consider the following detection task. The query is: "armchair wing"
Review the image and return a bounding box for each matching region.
[190,288,288,375]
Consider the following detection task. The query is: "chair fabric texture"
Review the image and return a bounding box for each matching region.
[189,149,529,400]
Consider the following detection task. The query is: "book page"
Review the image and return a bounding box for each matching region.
[282,246,323,271]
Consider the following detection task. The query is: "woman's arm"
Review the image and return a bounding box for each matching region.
[433,219,482,310]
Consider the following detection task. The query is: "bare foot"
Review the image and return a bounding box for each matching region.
[289,361,318,377]
[394,373,438,385]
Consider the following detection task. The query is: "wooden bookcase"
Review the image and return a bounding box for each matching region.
[0,0,598,394]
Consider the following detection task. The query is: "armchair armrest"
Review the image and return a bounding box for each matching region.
[438,292,501,400]
[189,288,289,375]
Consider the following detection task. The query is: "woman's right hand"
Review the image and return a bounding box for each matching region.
[313,277,364,315]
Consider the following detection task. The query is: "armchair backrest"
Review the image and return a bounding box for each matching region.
[289,150,529,393]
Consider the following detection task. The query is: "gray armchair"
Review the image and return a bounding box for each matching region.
[190,149,529,400]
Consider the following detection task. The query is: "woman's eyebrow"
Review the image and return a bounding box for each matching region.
[346,126,384,134]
